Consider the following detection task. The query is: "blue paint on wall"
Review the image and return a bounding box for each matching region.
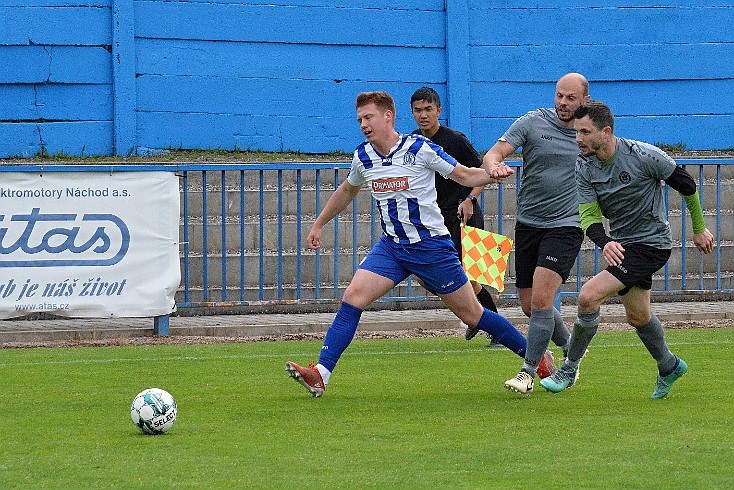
[112,0,136,156]
[0,1,732,158]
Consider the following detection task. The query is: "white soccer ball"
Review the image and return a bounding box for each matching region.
[130,388,178,435]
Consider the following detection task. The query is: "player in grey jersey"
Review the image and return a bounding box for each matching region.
[485,73,590,395]
[541,100,714,398]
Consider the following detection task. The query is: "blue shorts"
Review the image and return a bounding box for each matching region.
[358,235,468,295]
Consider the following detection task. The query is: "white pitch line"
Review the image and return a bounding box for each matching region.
[0,338,731,368]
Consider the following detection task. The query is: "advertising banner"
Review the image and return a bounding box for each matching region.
[0,171,180,319]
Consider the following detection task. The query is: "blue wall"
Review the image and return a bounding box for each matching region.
[1,0,732,157]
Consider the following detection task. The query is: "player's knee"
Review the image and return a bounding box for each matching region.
[530,292,556,311]
[341,284,371,308]
[518,296,532,317]
[460,310,483,328]
[521,304,532,318]
[577,288,600,312]
[626,312,650,328]
[341,290,357,306]
[455,302,484,327]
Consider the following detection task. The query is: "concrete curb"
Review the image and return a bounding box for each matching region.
[2,301,734,344]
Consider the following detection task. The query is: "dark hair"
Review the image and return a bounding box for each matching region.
[356,91,396,116]
[410,87,441,108]
[574,100,614,130]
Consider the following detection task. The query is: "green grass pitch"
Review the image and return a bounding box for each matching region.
[1,327,732,488]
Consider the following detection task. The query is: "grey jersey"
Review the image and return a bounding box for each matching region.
[576,137,676,249]
[500,108,580,228]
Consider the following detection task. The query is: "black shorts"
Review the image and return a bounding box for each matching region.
[445,199,484,259]
[606,244,671,296]
[514,223,584,289]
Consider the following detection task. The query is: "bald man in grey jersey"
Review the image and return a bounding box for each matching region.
[484,73,590,395]
[541,100,713,398]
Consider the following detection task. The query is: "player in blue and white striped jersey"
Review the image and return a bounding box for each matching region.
[285,91,548,397]
[350,131,457,244]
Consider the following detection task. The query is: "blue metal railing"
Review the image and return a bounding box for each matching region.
[2,159,733,313]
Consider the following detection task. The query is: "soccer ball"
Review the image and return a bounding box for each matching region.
[130,388,177,435]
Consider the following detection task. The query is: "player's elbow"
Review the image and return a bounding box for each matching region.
[665,166,697,196]
[677,181,696,196]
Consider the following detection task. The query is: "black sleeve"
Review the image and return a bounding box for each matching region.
[664,165,696,196]
[454,133,482,169]
[586,222,612,249]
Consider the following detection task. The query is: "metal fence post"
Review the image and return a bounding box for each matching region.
[153,315,170,336]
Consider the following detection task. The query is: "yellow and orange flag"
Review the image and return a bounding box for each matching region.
[461,225,513,292]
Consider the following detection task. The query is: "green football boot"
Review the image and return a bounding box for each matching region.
[651,358,688,399]
[540,365,577,393]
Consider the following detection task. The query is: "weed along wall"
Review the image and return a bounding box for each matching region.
[1,1,732,158]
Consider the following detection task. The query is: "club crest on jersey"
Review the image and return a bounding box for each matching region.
[403,152,416,166]
[372,177,409,193]
[618,171,631,184]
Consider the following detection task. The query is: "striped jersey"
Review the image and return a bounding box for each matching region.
[347,133,458,244]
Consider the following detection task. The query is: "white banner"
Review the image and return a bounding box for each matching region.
[0,171,180,319]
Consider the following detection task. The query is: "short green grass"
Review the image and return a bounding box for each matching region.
[1,328,732,488]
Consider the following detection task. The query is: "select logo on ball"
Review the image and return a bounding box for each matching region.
[130,388,177,435]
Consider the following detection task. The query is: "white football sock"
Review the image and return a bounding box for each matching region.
[316,363,331,385]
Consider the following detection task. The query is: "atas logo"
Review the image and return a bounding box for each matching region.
[403,152,416,166]
[0,208,130,268]
[618,171,631,184]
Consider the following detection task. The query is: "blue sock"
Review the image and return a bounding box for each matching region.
[318,302,363,372]
[475,308,527,357]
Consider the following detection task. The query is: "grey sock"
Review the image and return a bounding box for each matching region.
[522,308,555,376]
[564,309,600,371]
[635,314,676,374]
[551,307,571,355]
